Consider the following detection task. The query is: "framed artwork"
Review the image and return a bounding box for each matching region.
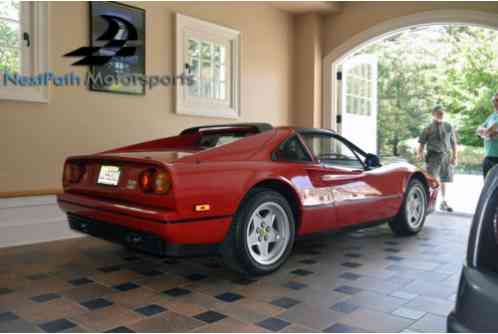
[89,2,145,95]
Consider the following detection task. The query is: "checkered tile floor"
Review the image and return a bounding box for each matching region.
[0,213,469,332]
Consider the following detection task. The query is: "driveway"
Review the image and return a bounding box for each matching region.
[0,213,470,332]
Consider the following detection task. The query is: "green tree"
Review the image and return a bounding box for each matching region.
[0,0,20,73]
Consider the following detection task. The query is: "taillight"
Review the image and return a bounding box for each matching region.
[63,162,86,186]
[153,170,172,194]
[139,168,171,194]
[139,169,154,192]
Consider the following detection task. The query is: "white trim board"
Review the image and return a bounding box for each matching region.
[0,195,82,248]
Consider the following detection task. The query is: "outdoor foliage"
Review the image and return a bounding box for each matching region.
[0,0,20,73]
[354,25,498,159]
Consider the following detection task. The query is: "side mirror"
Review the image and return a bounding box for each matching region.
[365,153,381,168]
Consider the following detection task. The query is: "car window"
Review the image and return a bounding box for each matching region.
[198,132,252,148]
[301,133,364,169]
[274,136,312,162]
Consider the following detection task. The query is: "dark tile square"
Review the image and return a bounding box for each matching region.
[290,269,313,276]
[339,272,362,281]
[0,312,18,323]
[344,253,362,258]
[215,292,244,303]
[113,282,140,292]
[105,326,135,333]
[334,285,363,295]
[323,323,364,333]
[386,255,404,261]
[137,269,163,277]
[384,248,401,253]
[39,318,77,332]
[163,287,191,297]
[68,277,93,286]
[256,317,290,331]
[341,262,362,268]
[134,304,166,317]
[384,240,399,245]
[98,265,122,273]
[0,288,13,295]
[232,277,257,285]
[283,281,307,290]
[80,298,114,310]
[31,292,61,303]
[270,297,300,309]
[194,311,227,323]
[185,273,208,281]
[299,259,317,265]
[330,301,360,314]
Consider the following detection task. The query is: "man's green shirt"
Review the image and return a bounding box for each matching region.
[483,112,498,158]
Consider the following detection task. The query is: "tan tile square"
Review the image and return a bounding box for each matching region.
[129,311,205,332]
[150,295,207,316]
[194,317,268,333]
[138,274,189,292]
[14,297,88,323]
[109,287,158,309]
[61,283,115,302]
[69,304,144,332]
[89,270,143,287]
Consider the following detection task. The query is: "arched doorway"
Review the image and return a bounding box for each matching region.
[323,9,498,131]
[322,10,498,214]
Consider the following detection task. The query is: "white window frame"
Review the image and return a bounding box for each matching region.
[0,2,49,103]
[175,13,240,119]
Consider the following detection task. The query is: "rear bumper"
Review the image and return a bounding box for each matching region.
[68,214,219,257]
[447,265,498,332]
[57,193,232,247]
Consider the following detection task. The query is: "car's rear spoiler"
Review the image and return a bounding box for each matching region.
[180,123,273,135]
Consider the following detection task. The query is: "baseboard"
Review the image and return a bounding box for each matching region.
[0,188,62,198]
[0,195,82,248]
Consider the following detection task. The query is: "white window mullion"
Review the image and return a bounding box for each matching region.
[176,13,240,119]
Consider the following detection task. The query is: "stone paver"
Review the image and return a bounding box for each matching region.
[0,213,470,332]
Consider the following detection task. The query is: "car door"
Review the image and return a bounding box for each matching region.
[299,131,386,227]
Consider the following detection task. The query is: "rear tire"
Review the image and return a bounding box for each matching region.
[221,188,295,275]
[389,179,428,236]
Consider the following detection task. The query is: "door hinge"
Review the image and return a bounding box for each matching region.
[336,114,342,124]
[336,71,342,80]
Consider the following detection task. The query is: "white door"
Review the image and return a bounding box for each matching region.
[340,55,378,154]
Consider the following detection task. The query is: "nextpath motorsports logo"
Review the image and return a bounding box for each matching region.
[2,13,193,94]
[63,14,138,66]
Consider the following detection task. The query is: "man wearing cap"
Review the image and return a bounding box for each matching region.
[416,106,458,212]
[477,92,498,178]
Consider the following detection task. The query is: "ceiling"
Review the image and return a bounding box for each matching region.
[268,1,342,15]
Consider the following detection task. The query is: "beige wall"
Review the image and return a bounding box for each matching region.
[293,13,322,129]
[0,2,294,194]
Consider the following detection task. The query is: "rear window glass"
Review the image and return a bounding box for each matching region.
[198,131,254,149]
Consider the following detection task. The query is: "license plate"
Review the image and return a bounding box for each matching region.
[97,165,121,186]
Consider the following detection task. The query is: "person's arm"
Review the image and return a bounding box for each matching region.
[477,117,493,138]
[416,143,425,161]
[450,126,458,165]
[417,127,428,161]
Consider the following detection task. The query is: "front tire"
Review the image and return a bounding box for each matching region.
[221,188,295,275]
[389,179,428,236]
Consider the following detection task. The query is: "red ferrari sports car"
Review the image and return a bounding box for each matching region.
[58,123,438,274]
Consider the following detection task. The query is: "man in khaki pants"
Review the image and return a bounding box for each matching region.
[416,106,458,212]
